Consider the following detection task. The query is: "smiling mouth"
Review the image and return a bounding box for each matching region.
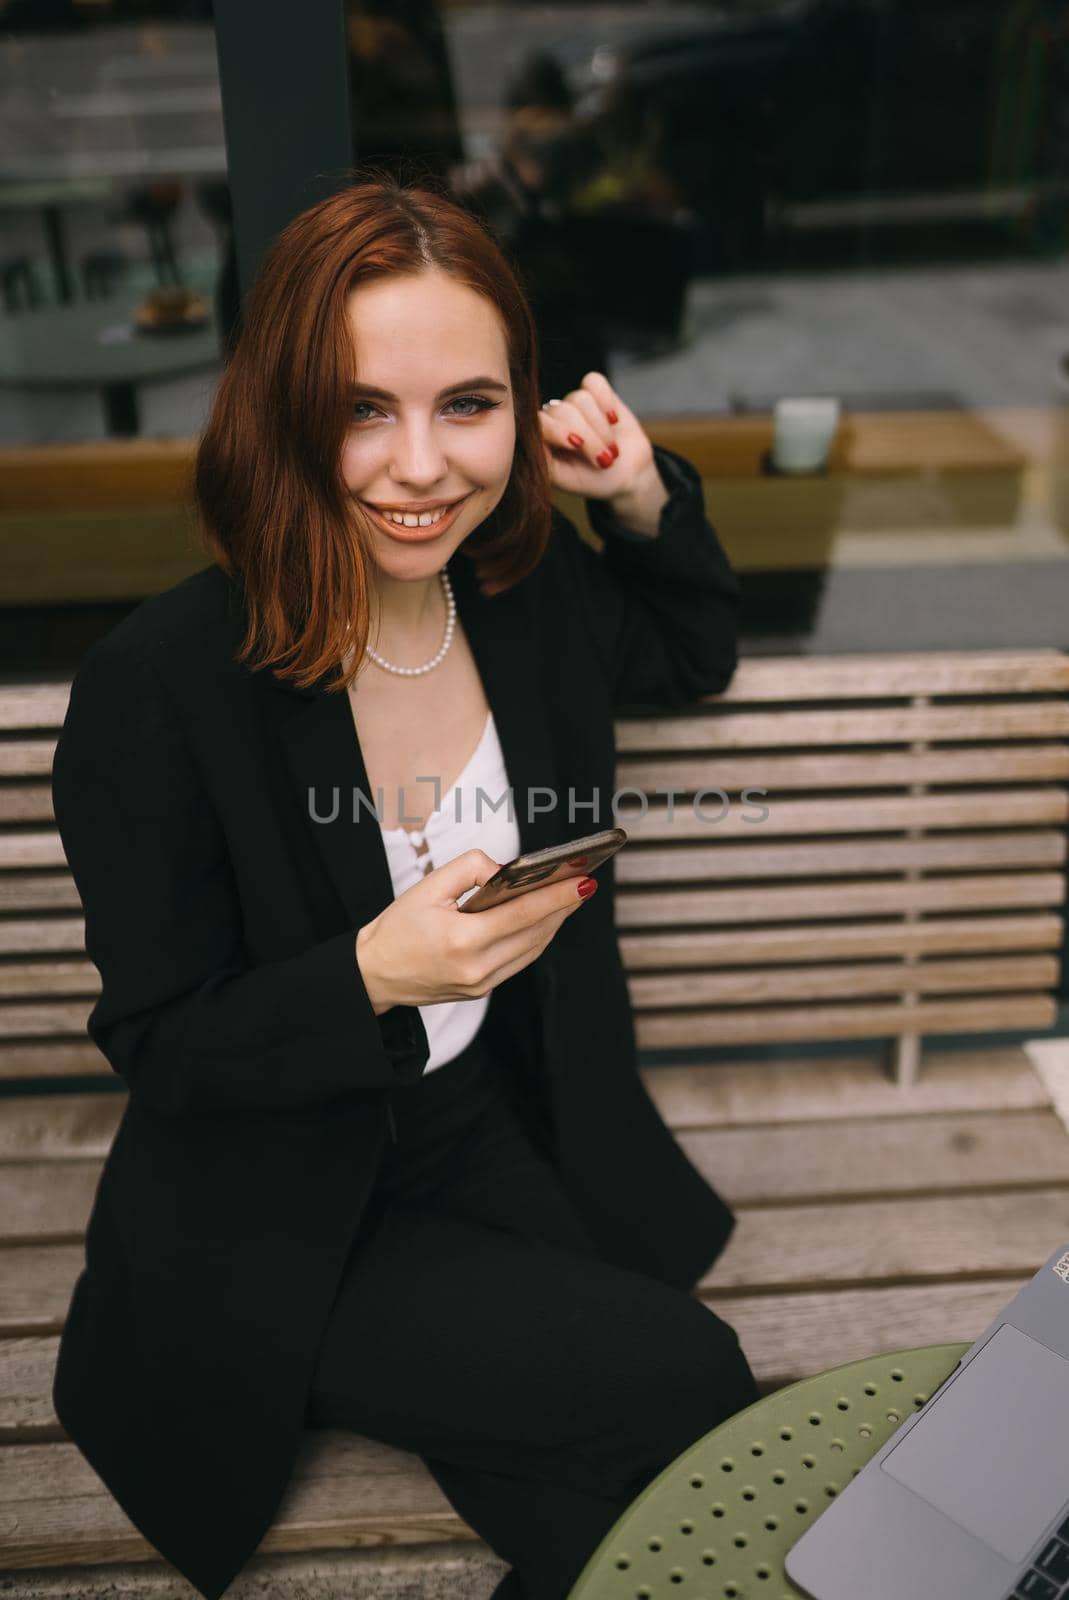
[362,494,470,531]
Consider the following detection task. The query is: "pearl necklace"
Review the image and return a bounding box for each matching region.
[364,568,456,676]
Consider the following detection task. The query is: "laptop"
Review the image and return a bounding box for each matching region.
[784,1239,1069,1600]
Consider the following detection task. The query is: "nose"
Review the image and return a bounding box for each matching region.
[388,416,449,491]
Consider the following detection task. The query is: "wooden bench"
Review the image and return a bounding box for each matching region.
[2,647,1069,1598]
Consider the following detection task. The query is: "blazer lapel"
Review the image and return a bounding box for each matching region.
[269,547,561,934]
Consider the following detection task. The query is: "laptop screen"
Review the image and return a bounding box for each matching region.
[881,1322,1069,1563]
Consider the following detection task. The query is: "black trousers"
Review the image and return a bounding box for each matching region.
[304,1028,760,1600]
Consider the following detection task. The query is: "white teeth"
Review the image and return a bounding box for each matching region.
[378,505,452,528]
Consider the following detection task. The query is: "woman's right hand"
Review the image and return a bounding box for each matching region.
[355,848,595,1015]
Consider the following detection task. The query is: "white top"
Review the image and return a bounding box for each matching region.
[378,707,521,1073]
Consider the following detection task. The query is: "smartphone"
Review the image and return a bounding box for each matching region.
[457,827,628,913]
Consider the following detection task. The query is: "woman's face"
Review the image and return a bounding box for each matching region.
[340,268,516,577]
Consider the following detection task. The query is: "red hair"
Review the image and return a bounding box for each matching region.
[194,173,552,693]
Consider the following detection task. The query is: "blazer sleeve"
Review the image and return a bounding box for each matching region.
[551,443,742,710]
[51,636,428,1118]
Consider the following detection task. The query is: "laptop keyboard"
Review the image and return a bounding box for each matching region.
[1010,1515,1069,1598]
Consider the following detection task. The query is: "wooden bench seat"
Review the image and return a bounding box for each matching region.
[1,647,1067,1596]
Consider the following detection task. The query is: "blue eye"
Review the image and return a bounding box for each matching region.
[349,394,502,423]
[446,395,501,417]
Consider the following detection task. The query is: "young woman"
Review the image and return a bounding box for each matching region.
[50,177,759,1600]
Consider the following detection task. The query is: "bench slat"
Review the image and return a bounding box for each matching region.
[0,1001,93,1038]
[0,1431,467,1571]
[644,1046,1049,1127]
[621,914,1064,967]
[5,1109,1065,1247]
[0,1276,1035,1447]
[0,686,70,732]
[618,745,1069,792]
[0,741,59,778]
[620,832,1067,880]
[635,993,1056,1048]
[720,1278,1032,1386]
[4,1178,1063,1356]
[616,872,1068,924]
[0,919,85,955]
[703,1187,1069,1292]
[0,960,97,998]
[1,951,1061,1009]
[7,744,1069,797]
[616,701,1069,750]
[0,1041,104,1080]
[715,650,1069,700]
[620,791,1069,841]
[0,874,81,913]
[630,955,1061,1008]
[0,1044,1046,1161]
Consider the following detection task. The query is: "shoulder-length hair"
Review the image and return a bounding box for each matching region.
[194,173,552,694]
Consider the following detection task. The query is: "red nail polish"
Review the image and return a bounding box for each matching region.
[607,409,619,424]
[577,878,598,899]
[596,449,613,468]
[567,432,585,449]
[609,441,619,460]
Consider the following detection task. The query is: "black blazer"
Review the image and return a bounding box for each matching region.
[50,444,742,1600]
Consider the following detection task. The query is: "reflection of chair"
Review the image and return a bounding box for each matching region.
[121,181,184,287]
[1,256,44,313]
[516,208,695,370]
[79,250,129,300]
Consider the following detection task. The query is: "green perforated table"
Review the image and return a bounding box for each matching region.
[566,1342,970,1600]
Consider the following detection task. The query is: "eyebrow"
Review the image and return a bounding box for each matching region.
[350,376,510,403]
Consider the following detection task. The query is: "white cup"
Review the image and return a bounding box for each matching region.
[771,397,841,474]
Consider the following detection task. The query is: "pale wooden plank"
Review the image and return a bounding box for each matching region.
[0,1244,83,1333]
[0,835,66,870]
[3,654,1066,735]
[678,1110,1069,1204]
[0,1001,92,1039]
[0,961,97,999]
[0,1041,105,1081]
[0,1163,99,1243]
[617,744,1069,792]
[0,687,69,733]
[0,784,52,824]
[0,1433,470,1571]
[701,1190,1069,1292]
[635,994,1057,1048]
[703,649,1069,700]
[0,1094,121,1161]
[0,740,57,778]
[0,1279,1028,1443]
[7,1108,1064,1248]
[641,1047,1051,1128]
[621,914,1065,968]
[10,742,1069,795]
[0,875,81,913]
[616,701,1069,751]
[7,1188,1066,1339]
[9,988,1048,1048]
[616,872,1068,925]
[619,832,1067,878]
[701,1279,1032,1384]
[630,955,1060,1009]
[618,791,1069,842]
[0,919,85,956]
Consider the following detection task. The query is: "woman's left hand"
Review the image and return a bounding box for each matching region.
[539,371,668,535]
